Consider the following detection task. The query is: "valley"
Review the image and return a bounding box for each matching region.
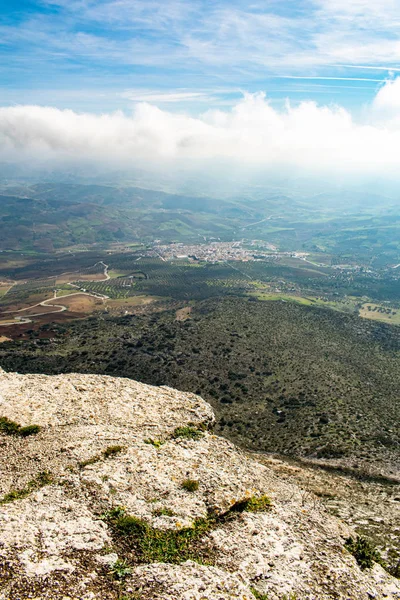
[0,182,398,577]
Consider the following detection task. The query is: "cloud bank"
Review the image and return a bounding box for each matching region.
[2,78,400,181]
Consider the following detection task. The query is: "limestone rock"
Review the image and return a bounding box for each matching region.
[0,368,399,599]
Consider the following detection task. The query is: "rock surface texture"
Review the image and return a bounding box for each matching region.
[0,368,399,599]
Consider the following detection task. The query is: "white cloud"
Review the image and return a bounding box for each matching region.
[372,77,400,116]
[2,80,400,180]
[119,90,214,103]
[4,0,400,86]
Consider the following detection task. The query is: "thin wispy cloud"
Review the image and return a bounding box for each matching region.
[276,76,382,82]
[119,90,215,103]
[1,0,400,111]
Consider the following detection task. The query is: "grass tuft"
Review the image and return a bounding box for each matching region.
[181,479,199,492]
[112,512,212,563]
[0,417,41,437]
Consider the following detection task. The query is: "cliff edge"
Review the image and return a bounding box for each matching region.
[0,368,399,600]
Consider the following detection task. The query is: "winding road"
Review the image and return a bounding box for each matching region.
[0,261,110,326]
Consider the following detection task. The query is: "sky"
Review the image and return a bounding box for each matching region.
[2,0,400,186]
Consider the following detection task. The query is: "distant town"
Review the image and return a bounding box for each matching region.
[151,240,309,263]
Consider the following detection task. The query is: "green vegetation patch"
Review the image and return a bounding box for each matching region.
[104,495,272,565]
[144,438,164,449]
[0,471,53,505]
[345,535,384,570]
[112,512,211,563]
[79,445,125,468]
[172,426,204,441]
[231,494,272,513]
[181,479,199,492]
[0,417,40,437]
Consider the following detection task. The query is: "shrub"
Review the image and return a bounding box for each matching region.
[345,536,384,570]
[181,479,199,492]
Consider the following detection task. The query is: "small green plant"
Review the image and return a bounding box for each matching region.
[181,479,199,492]
[172,426,204,441]
[103,445,124,458]
[0,471,53,505]
[144,438,164,448]
[0,417,41,437]
[153,507,175,517]
[345,536,384,570]
[79,455,101,468]
[109,558,132,580]
[101,505,127,520]
[251,588,269,599]
[231,494,272,513]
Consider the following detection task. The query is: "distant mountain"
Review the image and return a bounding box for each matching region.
[0,183,258,251]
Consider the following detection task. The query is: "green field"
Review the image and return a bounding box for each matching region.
[0,182,399,268]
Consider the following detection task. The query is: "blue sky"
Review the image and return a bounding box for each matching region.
[1,0,400,113]
[3,0,400,184]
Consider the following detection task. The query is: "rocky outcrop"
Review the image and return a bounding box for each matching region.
[0,368,399,600]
